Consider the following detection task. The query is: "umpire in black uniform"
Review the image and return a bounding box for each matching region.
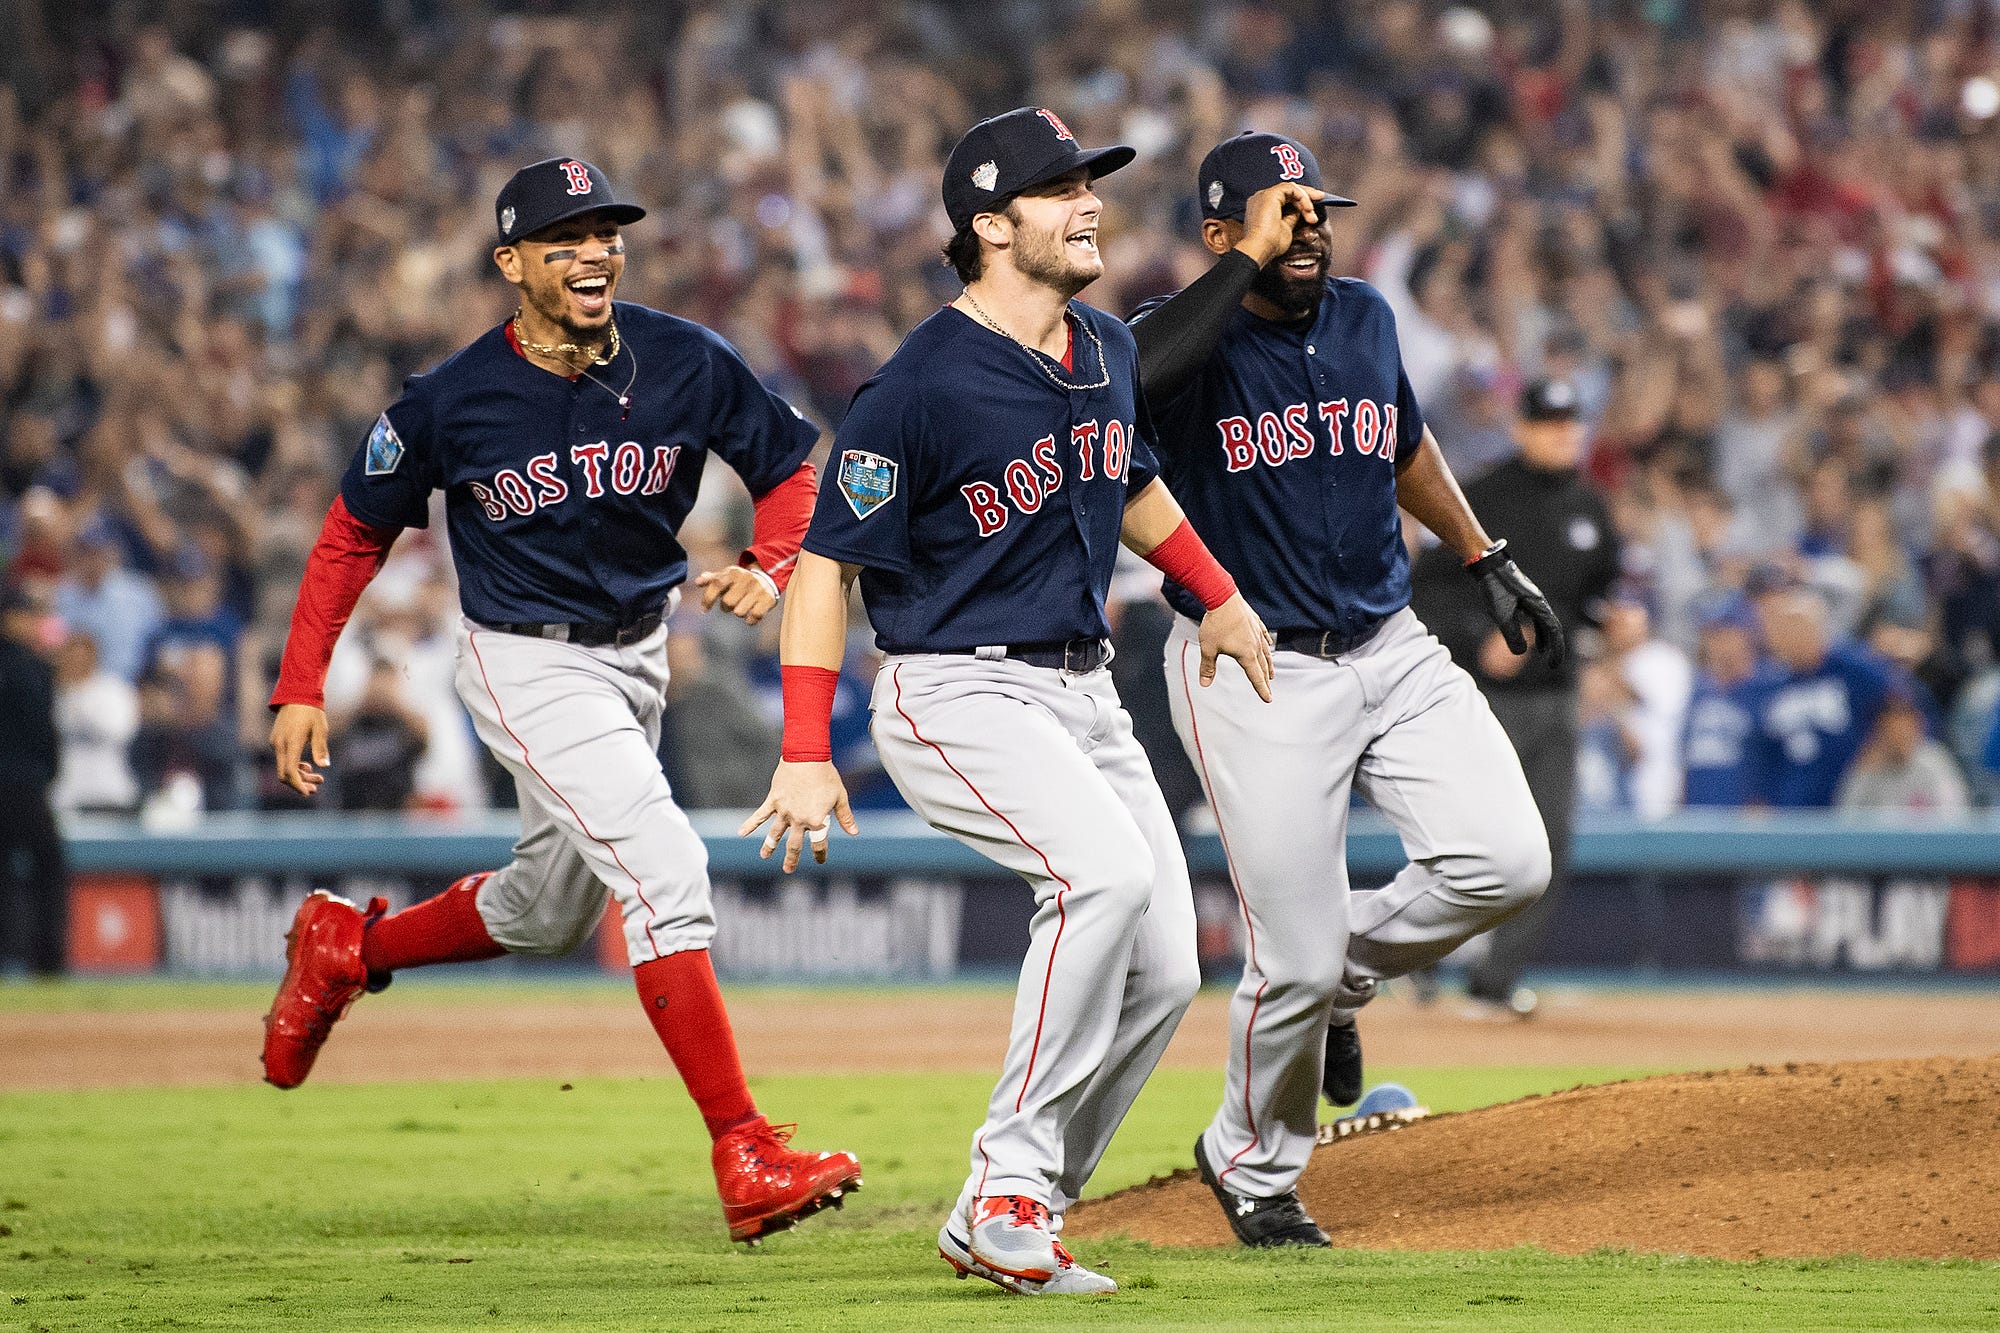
[1410,378,1620,1016]
[0,585,66,977]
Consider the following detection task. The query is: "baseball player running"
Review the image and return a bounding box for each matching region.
[1131,132,1564,1246]
[261,157,860,1246]
[740,108,1274,1296]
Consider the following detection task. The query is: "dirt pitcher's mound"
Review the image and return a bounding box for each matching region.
[1069,1056,2000,1260]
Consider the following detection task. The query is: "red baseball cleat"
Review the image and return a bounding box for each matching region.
[711,1117,863,1243]
[261,891,386,1089]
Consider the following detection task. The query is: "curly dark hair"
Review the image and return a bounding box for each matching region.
[942,222,983,284]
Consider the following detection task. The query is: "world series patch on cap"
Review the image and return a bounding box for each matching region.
[838,449,898,520]
[495,157,647,244]
[942,107,1136,231]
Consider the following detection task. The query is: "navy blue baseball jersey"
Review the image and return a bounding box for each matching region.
[1132,277,1425,635]
[340,302,818,625]
[803,302,1159,651]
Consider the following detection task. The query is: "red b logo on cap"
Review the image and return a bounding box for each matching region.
[1270,143,1305,181]
[561,161,593,196]
[1036,108,1076,143]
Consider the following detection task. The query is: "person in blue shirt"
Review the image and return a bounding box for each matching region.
[131,545,244,810]
[1744,584,1897,807]
[1682,593,1762,807]
[53,517,165,682]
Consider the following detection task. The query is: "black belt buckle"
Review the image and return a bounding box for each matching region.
[1061,638,1102,673]
[612,612,660,646]
[1280,619,1381,660]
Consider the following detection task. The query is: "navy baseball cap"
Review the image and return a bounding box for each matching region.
[495,157,646,245]
[1199,131,1356,221]
[1519,376,1581,421]
[942,108,1135,231]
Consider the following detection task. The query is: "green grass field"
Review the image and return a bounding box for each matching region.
[3,987,1996,1330]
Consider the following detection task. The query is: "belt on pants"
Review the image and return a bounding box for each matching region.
[887,636,1112,674]
[1272,617,1385,660]
[485,608,664,648]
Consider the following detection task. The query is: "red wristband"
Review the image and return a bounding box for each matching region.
[780,665,840,762]
[1143,518,1238,611]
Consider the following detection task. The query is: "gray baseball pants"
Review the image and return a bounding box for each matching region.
[1166,608,1548,1198]
[871,653,1200,1222]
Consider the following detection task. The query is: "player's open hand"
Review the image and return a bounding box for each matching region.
[1238,182,1325,267]
[696,565,779,625]
[270,703,330,798]
[1199,592,1276,703]
[739,761,860,873]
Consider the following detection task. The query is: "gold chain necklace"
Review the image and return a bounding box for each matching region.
[960,289,1110,391]
[512,310,621,367]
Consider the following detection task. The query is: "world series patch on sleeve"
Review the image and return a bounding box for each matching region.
[838,449,897,519]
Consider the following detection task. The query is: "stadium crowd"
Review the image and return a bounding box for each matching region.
[5,0,2000,823]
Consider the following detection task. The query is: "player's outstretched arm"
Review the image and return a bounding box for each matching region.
[1121,479,1275,702]
[739,551,862,872]
[268,497,401,797]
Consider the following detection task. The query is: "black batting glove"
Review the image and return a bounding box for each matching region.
[1467,539,1567,667]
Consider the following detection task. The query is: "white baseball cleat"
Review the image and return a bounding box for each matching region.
[939,1222,1117,1295]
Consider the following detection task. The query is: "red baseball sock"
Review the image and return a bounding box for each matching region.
[361,872,508,974]
[633,950,759,1139]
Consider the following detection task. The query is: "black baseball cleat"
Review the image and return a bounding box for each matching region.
[1193,1134,1330,1248]
[1322,1016,1363,1107]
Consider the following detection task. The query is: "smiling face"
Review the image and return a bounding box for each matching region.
[493,210,626,338]
[1248,213,1331,316]
[984,169,1103,296]
[1204,209,1333,318]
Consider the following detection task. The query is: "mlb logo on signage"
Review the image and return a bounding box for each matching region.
[838,449,898,520]
[67,876,162,972]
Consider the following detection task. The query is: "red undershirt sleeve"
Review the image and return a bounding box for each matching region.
[741,462,819,592]
[269,496,402,710]
[1142,517,1239,611]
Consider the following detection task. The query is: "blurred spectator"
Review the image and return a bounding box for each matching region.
[322,570,484,811]
[331,660,428,812]
[131,548,246,811]
[1714,355,1806,558]
[0,586,65,976]
[661,624,782,811]
[1837,693,1969,816]
[52,519,164,682]
[50,631,139,814]
[1601,597,1692,818]
[1682,595,1763,808]
[1574,660,1637,813]
[1950,666,2000,806]
[1745,585,1898,808]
